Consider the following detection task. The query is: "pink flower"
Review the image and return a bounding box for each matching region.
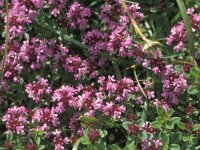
[32,108,59,136]
[82,29,108,55]
[103,102,126,119]
[128,124,140,135]
[63,56,89,80]
[19,38,52,70]
[88,130,100,141]
[52,85,80,109]
[2,106,28,135]
[31,0,44,9]
[108,27,133,57]
[25,78,52,102]
[167,8,200,51]
[53,129,69,150]
[162,69,188,104]
[129,3,144,20]
[0,0,4,7]
[152,140,162,149]
[67,2,91,30]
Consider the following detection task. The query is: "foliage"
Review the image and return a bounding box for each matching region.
[0,0,200,149]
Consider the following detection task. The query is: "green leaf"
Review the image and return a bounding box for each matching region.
[170,117,181,124]
[83,129,89,137]
[157,106,166,117]
[195,145,200,149]
[35,137,41,145]
[24,33,30,40]
[192,124,200,131]
[170,132,182,143]
[16,147,25,150]
[170,144,180,150]
[166,109,174,118]
[81,137,91,145]
[87,145,95,150]
[183,135,190,142]
[72,137,84,150]
[136,119,144,126]
[122,121,132,130]
[34,130,44,136]
[7,132,13,142]
[124,141,135,150]
[156,116,165,122]
[96,139,106,150]
[1,31,5,38]
[174,65,182,73]
[33,119,39,128]
[190,136,198,144]
[165,120,174,129]
[177,122,185,130]
[151,121,163,129]
[79,116,103,126]
[163,134,170,144]
[188,85,199,94]
[100,130,108,138]
[0,147,5,150]
[111,144,121,150]
[190,67,200,80]
[38,145,45,150]
[140,131,153,140]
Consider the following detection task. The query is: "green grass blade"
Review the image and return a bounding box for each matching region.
[176,0,195,56]
[0,0,9,81]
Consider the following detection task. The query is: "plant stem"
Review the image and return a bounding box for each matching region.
[133,69,147,98]
[176,0,195,56]
[0,0,9,82]
[120,0,162,52]
[120,0,148,43]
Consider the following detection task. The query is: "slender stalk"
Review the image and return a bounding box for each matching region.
[1,0,9,81]
[133,69,147,98]
[176,0,195,56]
[120,0,148,43]
[50,67,56,87]
[120,0,162,52]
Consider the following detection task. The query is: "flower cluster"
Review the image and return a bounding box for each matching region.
[25,78,52,102]
[1,47,23,83]
[98,76,135,101]
[99,2,143,30]
[52,85,78,111]
[2,106,28,135]
[66,2,91,30]
[167,8,200,52]
[63,56,90,80]
[31,108,60,136]
[162,65,188,104]
[108,27,133,57]
[7,0,44,39]
[82,29,108,55]
[1,0,200,149]
[167,22,186,52]
[48,0,67,16]
[19,38,51,70]
[142,139,162,150]
[53,129,69,150]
